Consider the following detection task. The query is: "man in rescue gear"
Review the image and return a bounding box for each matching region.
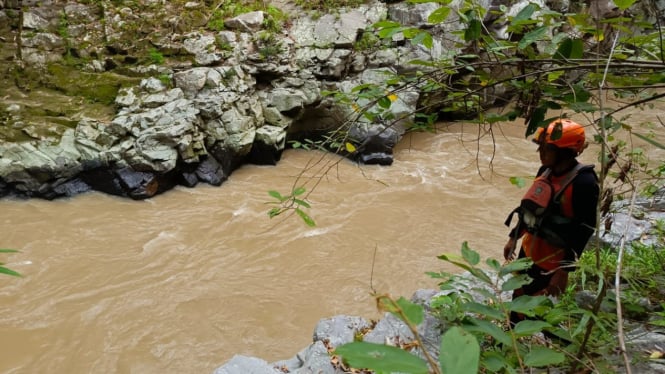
[503,119,599,311]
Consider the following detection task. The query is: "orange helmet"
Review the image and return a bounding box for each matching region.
[533,119,586,154]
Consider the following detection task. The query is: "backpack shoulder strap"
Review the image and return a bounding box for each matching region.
[504,167,553,228]
[553,163,594,201]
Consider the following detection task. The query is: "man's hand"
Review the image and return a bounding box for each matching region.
[504,237,517,261]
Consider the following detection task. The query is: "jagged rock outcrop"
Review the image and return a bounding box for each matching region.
[0,0,431,199]
[600,191,665,249]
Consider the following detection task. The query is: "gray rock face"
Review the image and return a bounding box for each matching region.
[0,0,656,200]
[2,0,419,199]
[211,315,373,374]
[600,191,665,249]
[312,315,371,348]
[290,4,386,48]
[212,355,281,374]
[224,11,265,32]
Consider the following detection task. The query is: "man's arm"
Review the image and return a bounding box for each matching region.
[566,171,600,263]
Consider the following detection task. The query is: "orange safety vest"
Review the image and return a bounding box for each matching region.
[521,172,576,271]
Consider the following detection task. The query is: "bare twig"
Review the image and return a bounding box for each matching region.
[369,244,378,295]
[596,28,633,374]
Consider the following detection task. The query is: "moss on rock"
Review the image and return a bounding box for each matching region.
[45,63,129,105]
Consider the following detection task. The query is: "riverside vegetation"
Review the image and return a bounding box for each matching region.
[3,0,665,372]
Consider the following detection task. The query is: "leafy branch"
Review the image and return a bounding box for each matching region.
[267,186,316,227]
[0,249,21,277]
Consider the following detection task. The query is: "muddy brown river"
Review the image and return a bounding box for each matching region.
[0,117,661,373]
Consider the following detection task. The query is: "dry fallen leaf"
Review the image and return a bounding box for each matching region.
[648,350,664,359]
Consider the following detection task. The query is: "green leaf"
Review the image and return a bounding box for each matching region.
[524,346,565,367]
[573,312,593,337]
[462,301,505,320]
[499,258,533,277]
[402,28,419,39]
[376,25,403,39]
[507,295,548,317]
[268,190,285,201]
[437,254,473,273]
[469,267,493,284]
[509,176,526,188]
[426,270,453,280]
[525,106,547,137]
[512,3,538,23]
[486,258,501,271]
[613,0,637,10]
[482,351,508,372]
[411,31,433,49]
[373,20,401,29]
[518,26,548,50]
[563,83,592,102]
[483,112,510,124]
[380,297,424,325]
[428,7,451,24]
[0,249,19,253]
[351,83,375,93]
[293,199,311,208]
[408,59,438,68]
[464,19,482,42]
[268,207,281,218]
[0,266,21,277]
[465,319,512,345]
[398,297,424,325]
[378,96,392,109]
[649,319,665,327]
[513,320,551,336]
[293,186,306,196]
[501,274,533,292]
[473,287,496,300]
[567,101,598,112]
[363,111,376,122]
[461,241,480,266]
[439,327,480,374]
[295,208,316,227]
[335,342,429,374]
[554,37,584,60]
[547,70,565,82]
[634,132,665,150]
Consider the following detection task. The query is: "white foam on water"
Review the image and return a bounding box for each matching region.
[141,231,179,254]
[302,227,331,237]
